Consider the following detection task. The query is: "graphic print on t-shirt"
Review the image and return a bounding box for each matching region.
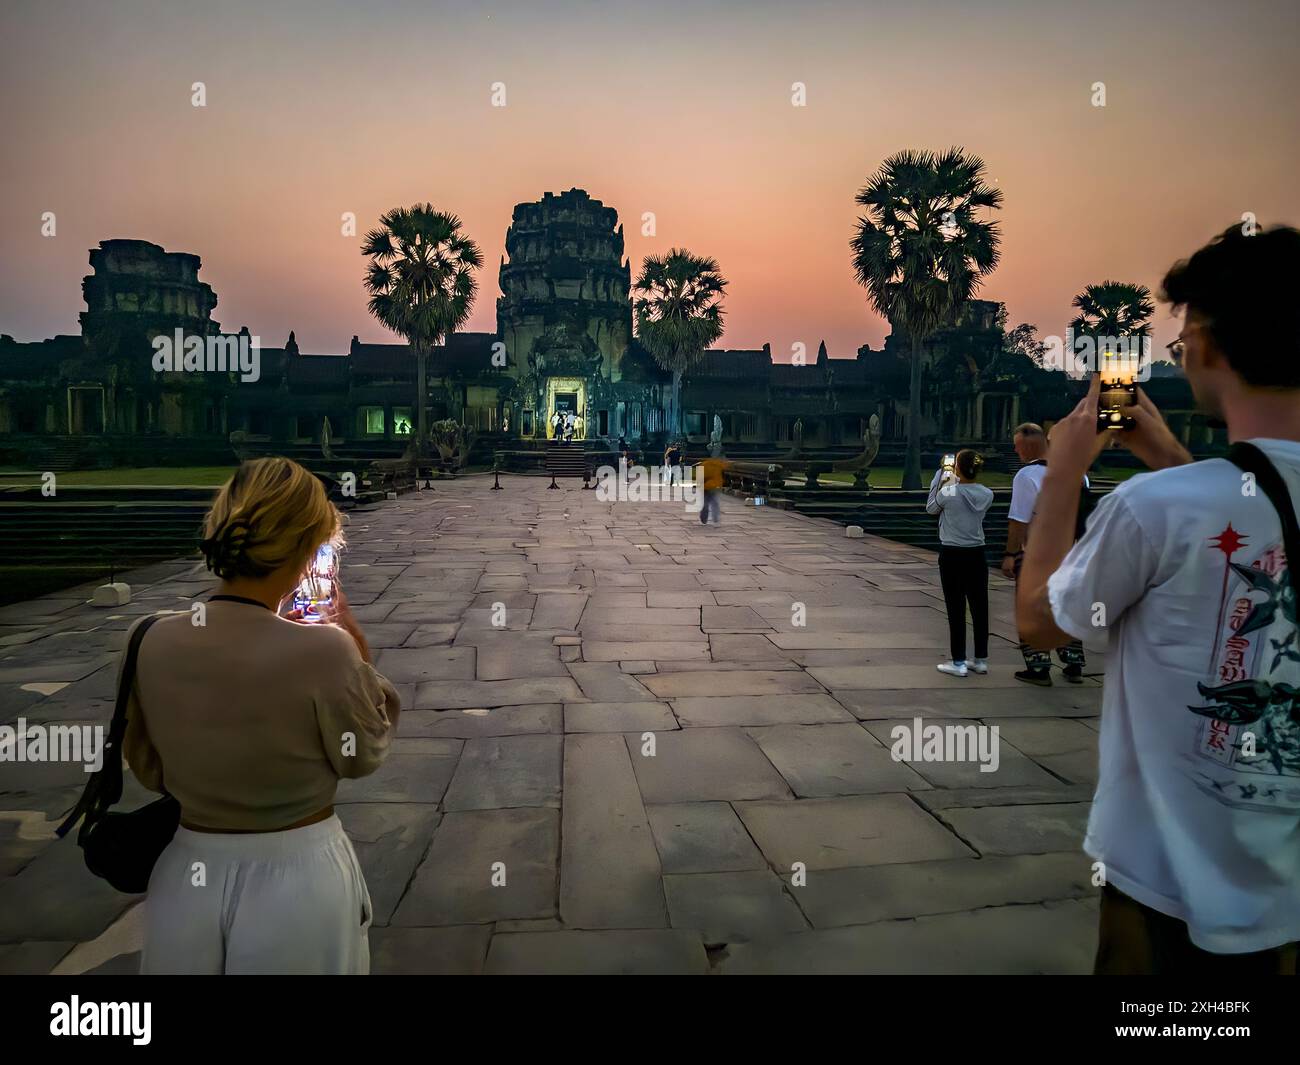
[1190,522,1299,810]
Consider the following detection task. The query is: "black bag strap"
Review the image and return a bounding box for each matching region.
[1225,442,1300,586]
[56,613,161,840]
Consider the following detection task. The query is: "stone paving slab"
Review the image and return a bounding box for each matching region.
[835,687,1102,720]
[643,670,825,698]
[564,701,677,733]
[646,801,768,874]
[390,807,559,926]
[626,727,794,803]
[736,794,974,869]
[335,803,442,926]
[717,899,1098,974]
[790,853,1095,927]
[745,723,932,796]
[373,646,476,682]
[565,662,656,701]
[583,640,710,662]
[370,925,492,975]
[441,735,563,811]
[938,802,1092,856]
[484,929,709,975]
[663,870,808,942]
[412,676,584,709]
[396,704,563,739]
[560,734,667,929]
[0,475,1111,973]
[334,738,462,804]
[671,693,853,728]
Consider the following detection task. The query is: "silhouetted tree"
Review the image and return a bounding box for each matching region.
[633,249,727,436]
[852,149,1002,488]
[1069,281,1154,350]
[362,205,482,452]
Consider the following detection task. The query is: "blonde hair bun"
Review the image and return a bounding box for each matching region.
[201,458,341,581]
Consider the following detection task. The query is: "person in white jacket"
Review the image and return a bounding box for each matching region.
[927,449,995,677]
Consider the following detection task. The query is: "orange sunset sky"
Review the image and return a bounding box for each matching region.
[2,0,1297,360]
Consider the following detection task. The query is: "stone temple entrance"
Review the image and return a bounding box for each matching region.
[545,377,587,439]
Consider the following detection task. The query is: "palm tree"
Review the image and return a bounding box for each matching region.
[1069,281,1154,373]
[851,148,1002,488]
[361,205,483,453]
[633,249,727,436]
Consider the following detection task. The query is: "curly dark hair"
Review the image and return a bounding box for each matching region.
[1161,224,1300,389]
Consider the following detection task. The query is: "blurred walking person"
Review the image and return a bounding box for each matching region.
[698,455,728,525]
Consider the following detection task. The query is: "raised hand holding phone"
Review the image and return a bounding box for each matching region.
[1119,387,1194,471]
[292,544,338,622]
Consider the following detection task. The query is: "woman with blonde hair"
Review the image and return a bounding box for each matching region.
[926,449,994,677]
[124,457,401,974]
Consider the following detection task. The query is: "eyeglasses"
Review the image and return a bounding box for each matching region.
[1166,323,1205,366]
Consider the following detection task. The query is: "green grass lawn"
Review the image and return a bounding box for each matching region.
[809,467,1014,488]
[806,464,1145,489]
[0,466,235,487]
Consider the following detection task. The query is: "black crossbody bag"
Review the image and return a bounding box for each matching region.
[1226,442,1300,581]
[56,614,180,894]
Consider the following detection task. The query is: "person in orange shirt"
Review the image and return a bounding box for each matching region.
[697,457,729,525]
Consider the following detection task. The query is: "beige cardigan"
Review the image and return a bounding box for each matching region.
[123,600,401,831]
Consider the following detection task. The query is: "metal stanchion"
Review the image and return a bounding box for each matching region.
[492,468,503,490]
[548,472,559,490]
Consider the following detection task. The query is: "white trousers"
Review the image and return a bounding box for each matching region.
[141,815,372,974]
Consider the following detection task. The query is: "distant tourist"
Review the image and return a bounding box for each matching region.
[664,440,683,484]
[697,456,729,525]
[126,457,401,973]
[926,450,993,677]
[1004,422,1088,685]
[550,410,562,439]
[618,435,631,478]
[1017,224,1300,973]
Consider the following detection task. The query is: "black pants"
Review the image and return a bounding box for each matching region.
[1095,884,1297,975]
[938,546,989,662]
[1011,551,1085,673]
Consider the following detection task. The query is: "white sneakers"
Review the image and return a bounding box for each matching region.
[937,659,989,677]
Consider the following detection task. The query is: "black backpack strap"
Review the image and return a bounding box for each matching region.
[1225,442,1300,581]
[56,613,161,839]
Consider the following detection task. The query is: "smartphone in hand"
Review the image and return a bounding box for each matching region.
[291,544,338,622]
[1096,347,1141,432]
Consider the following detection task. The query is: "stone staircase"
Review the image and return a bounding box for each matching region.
[766,486,1012,566]
[0,495,212,606]
[545,442,589,480]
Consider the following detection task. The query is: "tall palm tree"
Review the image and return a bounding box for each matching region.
[633,249,727,436]
[1069,281,1154,372]
[851,148,1002,488]
[362,205,483,453]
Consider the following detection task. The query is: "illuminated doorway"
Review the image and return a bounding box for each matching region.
[545,377,586,439]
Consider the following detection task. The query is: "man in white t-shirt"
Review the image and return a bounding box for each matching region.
[1018,224,1300,973]
[1004,423,1089,685]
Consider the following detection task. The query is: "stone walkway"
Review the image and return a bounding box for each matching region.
[0,474,1106,974]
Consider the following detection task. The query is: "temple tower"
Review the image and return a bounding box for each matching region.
[497,189,632,439]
